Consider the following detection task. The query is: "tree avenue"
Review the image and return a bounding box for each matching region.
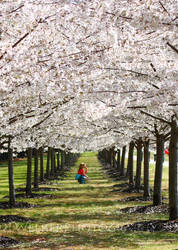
[0,0,177,220]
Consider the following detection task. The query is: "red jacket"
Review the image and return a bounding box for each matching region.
[78,169,84,176]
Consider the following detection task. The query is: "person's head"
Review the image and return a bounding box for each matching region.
[79,163,85,170]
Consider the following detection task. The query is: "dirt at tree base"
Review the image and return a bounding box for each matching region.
[117,196,153,202]
[16,187,61,192]
[120,204,168,214]
[0,215,35,223]
[4,193,57,199]
[120,185,144,193]
[113,183,129,188]
[0,236,18,247]
[15,193,57,199]
[117,220,178,232]
[0,202,35,209]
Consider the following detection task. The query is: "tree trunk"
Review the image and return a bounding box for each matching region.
[153,134,164,206]
[68,153,71,167]
[110,148,114,166]
[169,119,178,220]
[143,140,150,197]
[113,150,117,168]
[106,149,111,164]
[34,148,39,189]
[65,152,69,167]
[51,148,55,176]
[117,149,121,171]
[8,137,15,207]
[120,146,126,176]
[135,138,143,190]
[61,150,64,169]
[26,147,32,197]
[39,147,44,182]
[57,150,60,170]
[127,141,134,185]
[54,150,57,173]
[46,147,51,178]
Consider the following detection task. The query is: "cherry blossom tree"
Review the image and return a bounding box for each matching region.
[0,0,177,218]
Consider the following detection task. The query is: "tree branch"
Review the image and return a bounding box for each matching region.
[140,111,171,125]
[9,97,74,125]
[127,106,147,109]
[159,1,170,14]
[167,42,178,54]
[9,4,24,14]
[12,32,29,48]
[31,112,53,129]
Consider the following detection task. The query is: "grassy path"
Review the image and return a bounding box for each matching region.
[0,152,177,249]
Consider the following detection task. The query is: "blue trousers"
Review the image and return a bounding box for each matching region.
[78,175,85,184]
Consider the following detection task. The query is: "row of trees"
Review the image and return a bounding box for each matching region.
[99,117,177,220]
[0,0,177,221]
[7,142,79,207]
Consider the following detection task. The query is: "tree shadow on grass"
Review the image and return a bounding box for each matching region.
[38,211,129,224]
[15,187,62,192]
[62,184,110,192]
[25,230,178,249]
[39,199,117,209]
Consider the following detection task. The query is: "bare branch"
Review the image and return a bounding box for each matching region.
[76,32,98,44]
[105,12,132,20]
[127,106,147,109]
[31,112,53,129]
[9,4,24,14]
[140,111,171,125]
[168,103,178,106]
[167,42,178,54]
[12,32,29,48]
[9,97,74,125]
[147,81,160,89]
[159,1,170,15]
[150,63,156,72]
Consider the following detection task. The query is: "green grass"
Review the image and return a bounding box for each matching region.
[0,152,177,249]
[0,156,48,200]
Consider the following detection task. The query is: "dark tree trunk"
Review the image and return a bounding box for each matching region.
[135,138,143,190]
[61,150,64,169]
[65,152,68,167]
[39,147,44,182]
[113,150,117,168]
[153,134,164,206]
[105,150,108,164]
[46,147,51,178]
[34,148,39,189]
[120,146,126,176]
[67,153,70,166]
[143,140,150,197]
[57,150,60,170]
[106,149,111,164]
[54,150,57,173]
[127,141,134,185]
[107,148,112,166]
[26,147,32,196]
[117,149,121,171]
[169,119,178,220]
[111,147,116,168]
[51,148,55,176]
[8,137,15,207]
[111,148,114,167]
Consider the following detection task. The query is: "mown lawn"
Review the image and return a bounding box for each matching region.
[0,152,177,249]
[0,158,30,200]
